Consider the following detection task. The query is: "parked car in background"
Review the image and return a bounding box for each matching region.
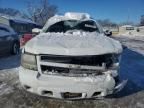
[0,15,42,47]
[20,33,33,46]
[0,15,41,35]
[20,28,41,46]
[0,23,20,55]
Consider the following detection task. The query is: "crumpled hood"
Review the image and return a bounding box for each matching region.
[25,32,122,55]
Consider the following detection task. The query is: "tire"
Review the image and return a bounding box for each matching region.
[11,42,20,55]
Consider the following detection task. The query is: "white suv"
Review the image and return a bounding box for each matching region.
[19,12,127,99]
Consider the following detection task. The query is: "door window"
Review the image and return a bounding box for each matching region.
[0,27,10,37]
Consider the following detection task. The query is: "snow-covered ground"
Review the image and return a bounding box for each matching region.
[118,28,144,38]
[114,35,144,55]
[0,36,144,108]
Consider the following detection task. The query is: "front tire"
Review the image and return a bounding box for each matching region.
[11,42,20,55]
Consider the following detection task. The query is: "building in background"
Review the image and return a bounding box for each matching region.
[0,15,42,35]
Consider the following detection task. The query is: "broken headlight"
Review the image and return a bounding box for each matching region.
[111,54,121,69]
[21,52,38,71]
[112,54,121,63]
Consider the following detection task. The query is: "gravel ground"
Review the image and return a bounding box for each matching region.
[0,36,144,108]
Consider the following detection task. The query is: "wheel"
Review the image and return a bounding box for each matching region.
[11,42,20,55]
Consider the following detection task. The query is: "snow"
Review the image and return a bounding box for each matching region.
[121,25,134,28]
[0,36,144,107]
[74,75,105,83]
[0,83,14,96]
[65,12,90,20]
[42,12,92,33]
[0,68,19,97]
[118,25,144,38]
[119,31,144,38]
[0,55,20,97]
[32,28,41,33]
[25,32,122,55]
[40,12,117,56]
[114,35,144,55]
[11,17,36,24]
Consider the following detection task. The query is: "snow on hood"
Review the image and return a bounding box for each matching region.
[24,32,122,55]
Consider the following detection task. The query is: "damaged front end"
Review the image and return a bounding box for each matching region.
[19,12,127,99]
[40,53,127,93]
[20,52,127,99]
[40,54,120,77]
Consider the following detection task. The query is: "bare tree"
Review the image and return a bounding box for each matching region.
[0,8,22,17]
[27,0,58,26]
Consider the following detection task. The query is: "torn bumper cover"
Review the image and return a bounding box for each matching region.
[113,80,127,93]
[19,66,127,99]
[19,12,127,99]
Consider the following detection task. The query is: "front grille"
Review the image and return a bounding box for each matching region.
[40,54,113,67]
[39,54,114,76]
[41,65,69,73]
[41,65,103,77]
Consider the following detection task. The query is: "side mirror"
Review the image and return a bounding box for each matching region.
[104,30,112,36]
[32,28,41,34]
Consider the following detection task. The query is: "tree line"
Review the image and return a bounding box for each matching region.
[0,0,57,26]
[0,0,143,26]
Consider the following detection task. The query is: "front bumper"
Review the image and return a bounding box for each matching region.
[19,67,127,99]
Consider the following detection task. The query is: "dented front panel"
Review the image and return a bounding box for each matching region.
[19,12,126,99]
[19,52,125,99]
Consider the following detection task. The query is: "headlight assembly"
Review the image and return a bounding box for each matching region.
[112,54,121,63]
[21,53,38,71]
[111,54,121,69]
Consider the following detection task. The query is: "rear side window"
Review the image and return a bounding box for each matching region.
[0,26,10,36]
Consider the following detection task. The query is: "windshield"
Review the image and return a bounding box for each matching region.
[44,20,100,33]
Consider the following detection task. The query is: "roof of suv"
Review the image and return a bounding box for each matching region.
[42,12,93,32]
